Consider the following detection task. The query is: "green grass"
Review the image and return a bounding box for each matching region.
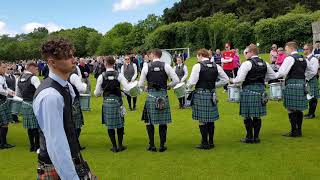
[1,55,320,180]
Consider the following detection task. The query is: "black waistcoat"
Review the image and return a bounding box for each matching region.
[195,60,218,90]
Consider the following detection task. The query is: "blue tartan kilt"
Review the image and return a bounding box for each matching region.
[240,84,266,118]
[141,89,172,125]
[72,98,84,129]
[283,79,308,111]
[21,101,38,129]
[0,99,11,126]
[102,95,124,129]
[191,89,219,123]
[308,76,319,98]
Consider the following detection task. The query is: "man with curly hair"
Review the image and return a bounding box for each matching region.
[33,38,97,179]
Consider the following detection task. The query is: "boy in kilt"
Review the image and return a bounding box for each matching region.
[139,49,179,152]
[187,49,229,149]
[94,56,131,153]
[17,62,41,152]
[275,41,313,137]
[174,56,188,109]
[33,38,97,179]
[303,43,319,119]
[231,44,276,144]
[69,65,87,150]
[0,62,15,149]
[5,66,20,123]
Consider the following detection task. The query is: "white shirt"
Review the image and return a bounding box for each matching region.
[120,63,138,82]
[174,64,188,82]
[187,58,229,88]
[94,68,131,97]
[75,65,82,78]
[276,51,312,79]
[138,59,179,88]
[0,75,13,96]
[16,71,41,97]
[69,73,87,93]
[305,54,319,81]
[233,56,277,84]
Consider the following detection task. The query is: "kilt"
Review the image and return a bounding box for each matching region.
[8,99,22,115]
[141,89,172,125]
[0,99,11,126]
[191,89,219,123]
[307,76,319,98]
[102,95,124,129]
[72,98,84,129]
[21,101,38,129]
[283,79,308,111]
[37,163,60,180]
[240,84,266,118]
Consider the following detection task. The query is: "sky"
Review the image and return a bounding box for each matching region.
[0,0,179,36]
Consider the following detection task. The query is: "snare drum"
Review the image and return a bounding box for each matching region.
[228,84,241,102]
[80,94,91,111]
[184,90,193,107]
[269,82,283,100]
[173,83,186,98]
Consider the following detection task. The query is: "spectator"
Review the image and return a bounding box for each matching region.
[270,44,278,64]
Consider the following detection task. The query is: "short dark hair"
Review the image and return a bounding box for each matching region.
[247,44,259,55]
[105,56,115,65]
[304,43,313,51]
[41,38,75,61]
[285,41,298,50]
[151,49,162,58]
[197,48,210,58]
[26,62,37,69]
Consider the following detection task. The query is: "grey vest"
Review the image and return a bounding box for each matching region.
[175,64,185,80]
[123,63,135,81]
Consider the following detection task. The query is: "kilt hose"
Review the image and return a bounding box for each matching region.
[240,84,266,118]
[20,101,38,129]
[283,79,308,111]
[0,99,11,126]
[72,98,84,129]
[102,95,124,129]
[307,76,319,98]
[191,89,219,123]
[141,89,172,125]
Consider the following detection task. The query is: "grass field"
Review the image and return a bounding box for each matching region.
[1,55,320,180]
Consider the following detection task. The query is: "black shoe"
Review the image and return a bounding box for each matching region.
[133,107,136,111]
[196,144,210,150]
[159,146,167,152]
[1,143,15,149]
[29,146,35,152]
[304,114,315,119]
[129,107,133,111]
[147,145,157,152]
[240,138,254,144]
[118,145,127,152]
[209,143,215,149]
[297,130,302,137]
[80,146,86,151]
[253,138,261,144]
[110,147,118,153]
[282,132,298,137]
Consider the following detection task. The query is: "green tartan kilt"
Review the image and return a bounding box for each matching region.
[102,95,124,129]
[72,98,84,129]
[21,101,38,129]
[283,79,308,111]
[0,99,11,126]
[240,84,266,118]
[191,89,219,122]
[308,76,319,98]
[141,89,172,125]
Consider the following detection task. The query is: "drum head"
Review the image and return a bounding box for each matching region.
[160,50,172,65]
[80,94,91,97]
[174,82,185,89]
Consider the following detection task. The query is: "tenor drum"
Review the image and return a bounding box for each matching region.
[160,50,173,65]
[80,94,91,111]
[269,82,283,100]
[173,83,186,98]
[228,84,241,102]
[8,97,23,115]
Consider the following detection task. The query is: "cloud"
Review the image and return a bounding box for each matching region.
[0,21,17,36]
[113,0,159,12]
[22,22,63,33]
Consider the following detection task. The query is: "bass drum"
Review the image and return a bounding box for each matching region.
[160,50,173,66]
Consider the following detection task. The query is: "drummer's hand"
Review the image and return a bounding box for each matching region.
[167,86,171,90]
[8,91,15,96]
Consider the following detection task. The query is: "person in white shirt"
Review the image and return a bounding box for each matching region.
[174,56,188,108]
[303,43,319,119]
[139,48,179,152]
[94,56,130,153]
[120,55,138,111]
[275,41,313,137]
[230,44,276,144]
[0,62,15,149]
[187,48,229,150]
[312,41,320,59]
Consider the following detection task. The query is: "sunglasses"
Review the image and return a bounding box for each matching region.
[272,47,276,49]
[303,48,309,51]
[125,58,130,60]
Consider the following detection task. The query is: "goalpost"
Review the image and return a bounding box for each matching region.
[161,47,191,60]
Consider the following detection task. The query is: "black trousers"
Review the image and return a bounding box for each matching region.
[126,95,137,109]
[223,70,234,90]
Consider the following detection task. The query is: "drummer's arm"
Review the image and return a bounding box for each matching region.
[180,65,188,83]
[232,61,251,84]
[215,65,229,87]
[275,57,294,79]
[265,63,277,81]
[165,64,179,88]
[0,79,12,96]
[69,74,87,93]
[118,73,130,90]
[94,75,103,97]
[138,65,148,88]
[131,64,138,82]
[31,76,41,89]
[186,64,200,88]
